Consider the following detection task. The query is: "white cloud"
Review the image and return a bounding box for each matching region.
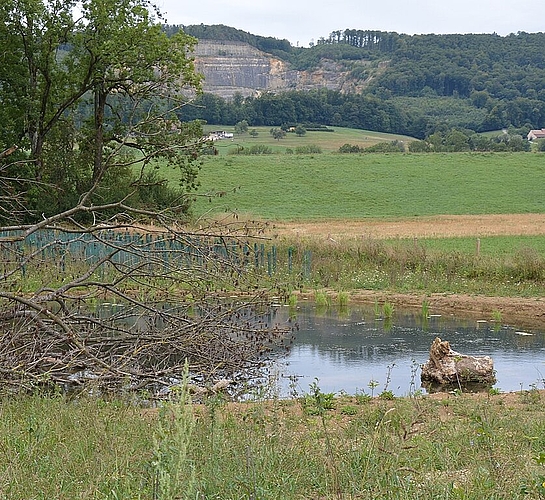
[157,0,544,46]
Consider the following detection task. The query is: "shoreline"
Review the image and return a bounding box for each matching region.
[296,289,545,329]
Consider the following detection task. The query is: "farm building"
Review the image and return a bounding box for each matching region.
[527,128,545,140]
[207,131,234,141]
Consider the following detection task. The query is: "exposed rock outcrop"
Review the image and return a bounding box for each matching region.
[193,40,372,100]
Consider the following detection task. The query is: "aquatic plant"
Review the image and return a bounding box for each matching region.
[288,293,298,308]
[382,302,395,319]
[337,291,349,308]
[491,309,502,323]
[314,290,331,308]
[421,299,430,319]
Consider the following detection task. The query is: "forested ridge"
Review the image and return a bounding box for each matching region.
[175,24,545,139]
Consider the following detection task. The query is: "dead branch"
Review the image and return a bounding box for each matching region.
[0,213,291,398]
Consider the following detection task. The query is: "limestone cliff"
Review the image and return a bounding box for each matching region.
[193,40,370,100]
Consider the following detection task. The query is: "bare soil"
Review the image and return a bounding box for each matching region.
[273,214,545,328]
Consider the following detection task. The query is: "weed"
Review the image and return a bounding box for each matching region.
[151,363,197,500]
[340,405,358,416]
[519,385,542,405]
[408,359,421,397]
[382,301,395,319]
[384,363,396,392]
[368,379,379,397]
[355,390,372,404]
[304,379,342,497]
[379,390,395,400]
[523,452,545,497]
[303,379,335,415]
[337,290,349,308]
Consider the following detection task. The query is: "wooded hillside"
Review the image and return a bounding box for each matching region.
[174,25,545,137]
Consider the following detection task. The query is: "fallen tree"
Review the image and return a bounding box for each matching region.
[0,0,290,398]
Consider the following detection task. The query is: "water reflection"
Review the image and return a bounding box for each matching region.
[269,302,545,397]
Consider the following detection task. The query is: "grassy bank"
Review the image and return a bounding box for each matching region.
[255,235,545,297]
[9,232,545,298]
[2,388,545,499]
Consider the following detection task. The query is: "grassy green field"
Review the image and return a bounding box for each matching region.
[185,152,545,220]
[400,235,545,256]
[203,125,415,155]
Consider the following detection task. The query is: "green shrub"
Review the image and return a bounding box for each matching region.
[338,143,363,153]
[295,144,322,154]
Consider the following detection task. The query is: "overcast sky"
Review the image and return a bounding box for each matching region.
[157,0,543,46]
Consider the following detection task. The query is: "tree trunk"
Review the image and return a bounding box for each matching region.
[421,337,496,389]
[93,83,107,182]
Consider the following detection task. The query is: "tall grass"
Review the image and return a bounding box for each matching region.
[2,389,545,498]
[8,232,545,299]
[269,235,545,297]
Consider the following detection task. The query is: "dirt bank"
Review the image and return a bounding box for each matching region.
[323,290,545,330]
[274,214,545,328]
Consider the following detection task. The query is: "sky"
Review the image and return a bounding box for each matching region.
[157,0,543,47]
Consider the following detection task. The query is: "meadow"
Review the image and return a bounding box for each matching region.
[202,125,414,154]
[3,386,545,499]
[187,151,545,220]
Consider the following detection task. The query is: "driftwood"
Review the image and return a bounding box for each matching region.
[421,337,496,388]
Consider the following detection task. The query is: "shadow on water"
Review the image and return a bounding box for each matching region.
[267,302,545,397]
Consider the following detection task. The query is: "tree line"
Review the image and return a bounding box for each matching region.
[178,87,545,143]
[178,25,545,134]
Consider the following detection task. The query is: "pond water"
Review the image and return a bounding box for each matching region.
[266,301,545,397]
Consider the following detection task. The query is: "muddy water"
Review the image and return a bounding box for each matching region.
[268,302,545,397]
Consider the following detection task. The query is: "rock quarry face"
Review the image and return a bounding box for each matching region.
[192,40,364,100]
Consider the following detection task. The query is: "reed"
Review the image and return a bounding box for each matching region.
[382,301,395,319]
[337,290,349,308]
[491,309,502,323]
[287,293,298,308]
[314,289,331,308]
[421,299,430,319]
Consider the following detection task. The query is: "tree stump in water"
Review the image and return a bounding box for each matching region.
[421,337,496,388]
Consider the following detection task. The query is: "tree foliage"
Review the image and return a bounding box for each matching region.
[0,0,205,222]
[180,89,415,136]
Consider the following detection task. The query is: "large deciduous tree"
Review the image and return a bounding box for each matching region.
[0,1,282,396]
[0,0,205,220]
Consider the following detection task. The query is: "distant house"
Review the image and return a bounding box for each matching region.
[207,130,234,141]
[527,129,545,141]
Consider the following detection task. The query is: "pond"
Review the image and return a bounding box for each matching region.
[266,301,545,397]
